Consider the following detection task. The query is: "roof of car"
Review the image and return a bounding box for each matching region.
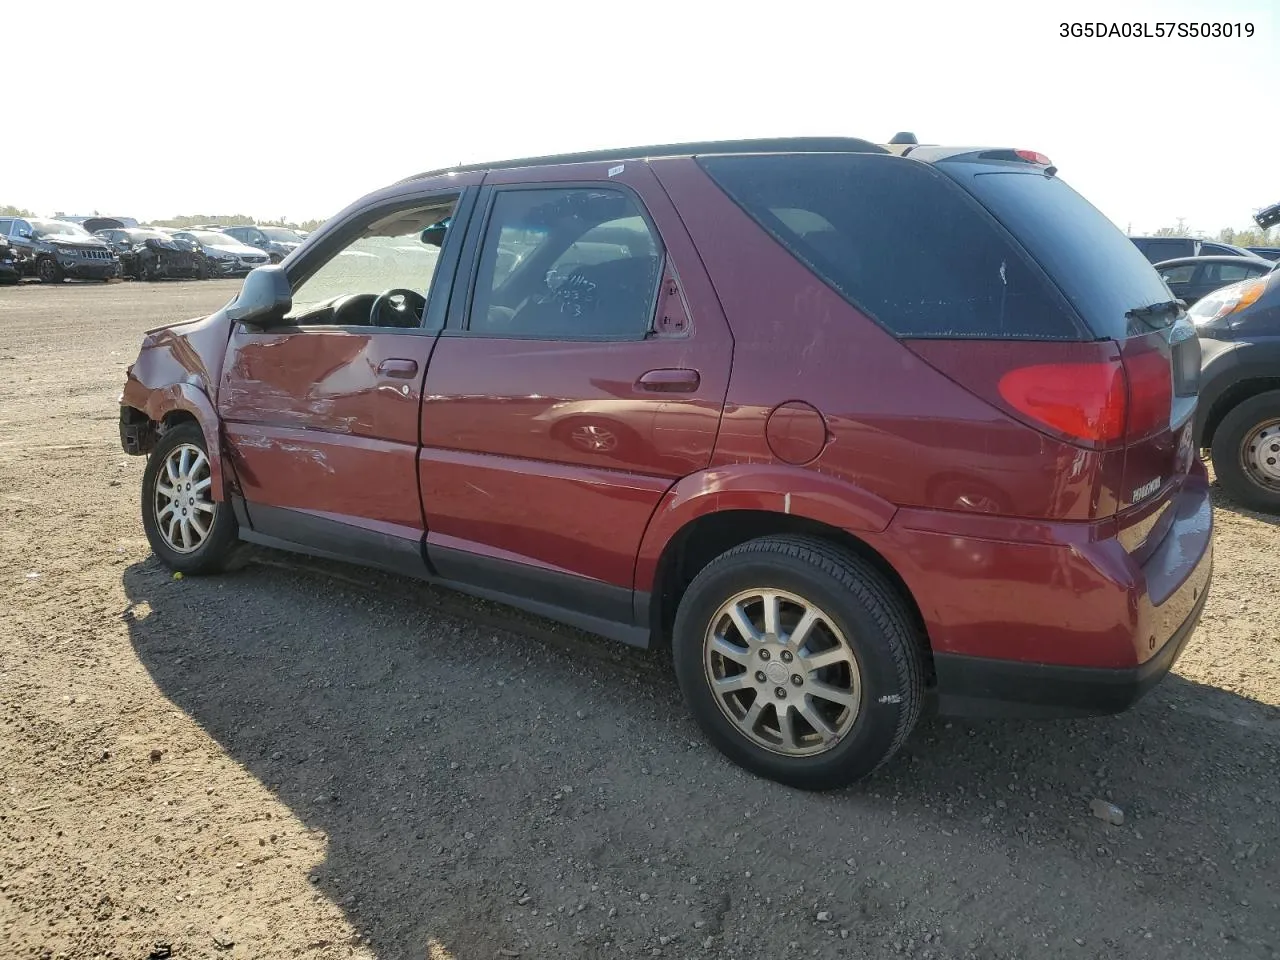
[1154,254,1276,268]
[398,136,890,183]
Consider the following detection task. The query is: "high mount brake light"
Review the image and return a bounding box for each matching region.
[1014,150,1052,165]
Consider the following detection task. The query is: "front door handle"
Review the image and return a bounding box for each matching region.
[636,368,700,392]
[377,358,419,379]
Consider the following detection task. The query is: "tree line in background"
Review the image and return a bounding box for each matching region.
[0,205,326,233]
[1146,218,1279,248]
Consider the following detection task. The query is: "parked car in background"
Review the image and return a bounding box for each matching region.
[0,217,119,282]
[0,233,21,284]
[1246,247,1280,262]
[117,135,1213,790]
[1153,255,1276,306]
[1130,235,1255,264]
[171,230,271,276]
[1192,268,1280,512]
[95,227,207,281]
[218,224,302,262]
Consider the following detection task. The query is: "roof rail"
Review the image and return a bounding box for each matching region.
[398,136,888,183]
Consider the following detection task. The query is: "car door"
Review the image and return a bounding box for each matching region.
[1158,262,1197,302]
[418,164,732,626]
[218,180,479,573]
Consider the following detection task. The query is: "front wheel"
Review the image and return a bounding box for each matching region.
[1211,389,1280,513]
[672,536,924,790]
[36,257,61,283]
[140,422,242,574]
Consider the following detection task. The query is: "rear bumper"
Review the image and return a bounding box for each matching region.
[889,464,1214,718]
[933,568,1209,718]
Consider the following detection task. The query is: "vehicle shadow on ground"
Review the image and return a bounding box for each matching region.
[1208,479,1280,526]
[120,555,1280,960]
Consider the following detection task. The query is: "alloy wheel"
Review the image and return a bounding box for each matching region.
[153,443,216,553]
[703,588,862,757]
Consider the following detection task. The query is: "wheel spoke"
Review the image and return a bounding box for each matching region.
[809,680,857,709]
[178,446,191,476]
[760,591,781,637]
[189,513,209,539]
[193,499,216,515]
[191,476,212,494]
[156,482,178,500]
[727,601,760,644]
[157,501,176,521]
[803,647,853,672]
[713,673,754,695]
[785,608,820,650]
[709,636,752,666]
[165,458,180,484]
[798,700,838,744]
[775,703,797,751]
[179,519,193,550]
[165,514,180,544]
[739,696,765,734]
[190,450,208,478]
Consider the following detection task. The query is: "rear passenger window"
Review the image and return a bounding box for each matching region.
[699,154,1084,340]
[468,188,662,340]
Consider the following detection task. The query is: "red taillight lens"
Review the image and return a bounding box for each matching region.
[997,361,1127,443]
[1124,344,1174,439]
[1015,149,1052,165]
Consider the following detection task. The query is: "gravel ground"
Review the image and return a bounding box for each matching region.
[1,280,1277,960]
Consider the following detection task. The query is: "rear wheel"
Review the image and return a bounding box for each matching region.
[36,257,60,283]
[1212,389,1280,513]
[140,423,242,574]
[672,536,924,790]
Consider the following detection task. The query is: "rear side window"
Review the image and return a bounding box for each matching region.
[699,153,1084,340]
[1136,239,1191,262]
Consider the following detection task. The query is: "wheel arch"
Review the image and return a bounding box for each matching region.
[636,467,930,672]
[1201,375,1280,448]
[121,379,226,501]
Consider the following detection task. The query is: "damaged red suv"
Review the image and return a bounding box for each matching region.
[119,136,1213,789]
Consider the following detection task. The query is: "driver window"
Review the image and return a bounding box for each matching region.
[284,196,458,328]
[468,188,662,340]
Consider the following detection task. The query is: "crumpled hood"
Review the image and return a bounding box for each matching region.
[45,235,109,248]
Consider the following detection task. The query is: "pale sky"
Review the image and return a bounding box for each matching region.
[5,0,1275,235]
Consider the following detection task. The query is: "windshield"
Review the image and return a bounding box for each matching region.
[187,231,234,246]
[31,219,91,238]
[127,230,171,242]
[956,168,1175,337]
[259,227,301,242]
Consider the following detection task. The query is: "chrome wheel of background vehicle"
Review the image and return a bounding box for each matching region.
[152,443,216,554]
[703,588,862,757]
[1240,417,1280,492]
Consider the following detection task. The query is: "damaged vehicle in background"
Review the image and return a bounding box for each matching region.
[0,232,22,284]
[95,227,208,281]
[0,217,119,282]
[219,224,302,262]
[171,230,271,277]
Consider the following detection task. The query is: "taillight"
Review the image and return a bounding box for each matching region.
[1014,149,1052,165]
[997,354,1173,445]
[998,361,1127,443]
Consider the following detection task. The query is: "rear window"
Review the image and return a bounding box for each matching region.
[698,153,1085,340]
[959,170,1175,338]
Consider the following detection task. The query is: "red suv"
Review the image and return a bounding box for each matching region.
[119,137,1213,789]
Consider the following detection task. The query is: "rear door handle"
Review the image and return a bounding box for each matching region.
[636,368,700,392]
[378,358,419,379]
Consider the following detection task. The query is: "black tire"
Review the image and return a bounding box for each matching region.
[140,422,244,575]
[36,257,61,284]
[1210,389,1280,513]
[672,535,924,791]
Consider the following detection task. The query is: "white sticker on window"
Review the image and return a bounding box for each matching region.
[607,164,625,177]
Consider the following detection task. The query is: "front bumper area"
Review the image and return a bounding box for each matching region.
[932,569,1210,718]
[60,259,119,279]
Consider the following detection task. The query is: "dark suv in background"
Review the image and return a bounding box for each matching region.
[0,216,120,282]
[1130,235,1255,264]
[118,136,1212,789]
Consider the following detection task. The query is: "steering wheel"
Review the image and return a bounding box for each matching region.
[369,288,427,328]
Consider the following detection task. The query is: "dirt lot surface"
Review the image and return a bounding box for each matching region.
[1,280,1277,960]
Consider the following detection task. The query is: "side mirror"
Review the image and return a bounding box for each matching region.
[226,264,292,327]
